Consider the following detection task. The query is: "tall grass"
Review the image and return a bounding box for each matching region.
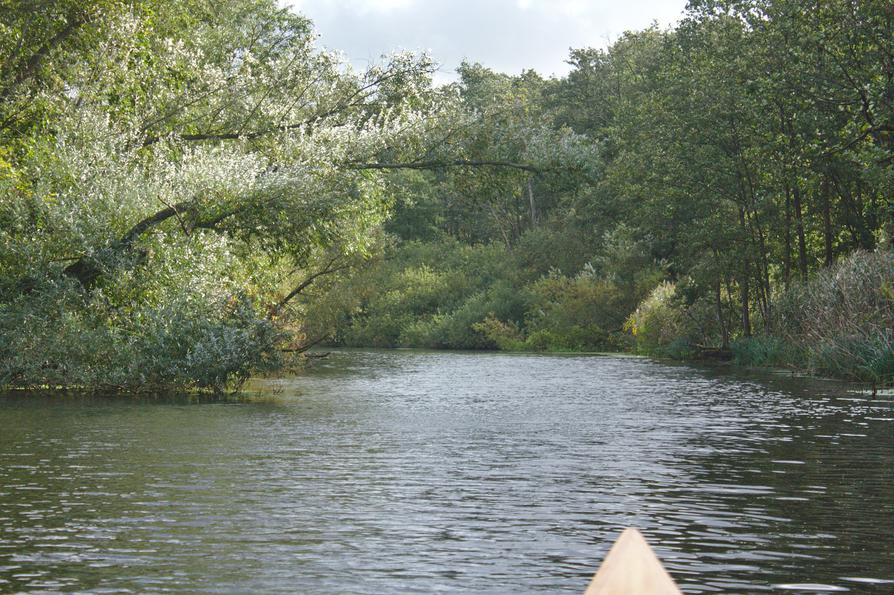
[776,250,894,385]
[731,336,799,368]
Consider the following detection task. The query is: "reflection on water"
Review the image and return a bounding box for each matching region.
[1,350,893,593]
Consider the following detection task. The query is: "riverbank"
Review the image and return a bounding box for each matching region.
[317,248,894,390]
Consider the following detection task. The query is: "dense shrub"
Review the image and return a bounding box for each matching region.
[624,282,693,356]
[327,232,666,353]
[0,283,282,391]
[472,315,526,350]
[522,268,630,351]
[514,226,592,279]
[331,240,524,348]
[775,250,894,384]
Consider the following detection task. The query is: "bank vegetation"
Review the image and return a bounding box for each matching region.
[1,0,892,391]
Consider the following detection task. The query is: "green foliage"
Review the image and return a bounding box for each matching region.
[731,336,794,368]
[721,249,894,385]
[625,282,692,357]
[342,0,892,386]
[808,334,894,385]
[1,0,600,390]
[523,269,628,351]
[323,233,656,353]
[323,239,526,349]
[3,0,892,389]
[0,281,282,391]
[513,227,591,278]
[472,316,526,351]
[774,250,894,384]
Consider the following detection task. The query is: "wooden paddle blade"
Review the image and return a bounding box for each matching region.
[584,528,682,595]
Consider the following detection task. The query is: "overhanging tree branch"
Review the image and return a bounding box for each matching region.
[268,256,354,318]
[344,159,544,173]
[140,62,429,147]
[0,9,91,132]
[57,156,543,289]
[62,199,242,287]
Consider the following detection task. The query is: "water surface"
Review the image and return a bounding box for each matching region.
[1,351,893,592]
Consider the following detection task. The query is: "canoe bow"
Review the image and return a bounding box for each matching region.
[584,528,682,595]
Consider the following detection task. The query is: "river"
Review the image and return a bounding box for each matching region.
[1,350,893,592]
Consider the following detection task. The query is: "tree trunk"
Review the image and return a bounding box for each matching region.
[527,179,537,227]
[783,185,792,290]
[822,177,833,266]
[63,202,187,287]
[792,183,808,279]
[715,277,729,349]
[738,207,752,338]
[746,210,772,333]
[62,200,237,288]
[723,274,736,339]
[832,174,874,250]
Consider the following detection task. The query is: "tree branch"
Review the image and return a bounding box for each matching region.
[0,10,89,102]
[344,159,544,173]
[140,61,425,147]
[269,256,354,317]
[61,198,244,288]
[281,335,328,353]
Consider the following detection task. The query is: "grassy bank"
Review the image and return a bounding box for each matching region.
[624,249,894,388]
[730,251,894,387]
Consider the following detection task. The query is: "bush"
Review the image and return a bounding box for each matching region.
[514,226,591,280]
[624,282,692,356]
[472,315,526,350]
[329,240,529,350]
[328,236,664,354]
[808,330,894,384]
[523,268,631,351]
[0,283,282,391]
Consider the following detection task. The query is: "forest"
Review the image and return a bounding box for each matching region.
[1,0,892,391]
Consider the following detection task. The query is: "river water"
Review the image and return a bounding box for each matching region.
[1,350,893,593]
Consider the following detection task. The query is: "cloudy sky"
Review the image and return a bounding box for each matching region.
[284,0,689,83]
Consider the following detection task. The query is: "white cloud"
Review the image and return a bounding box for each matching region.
[284,0,687,80]
[350,0,415,13]
[291,0,416,15]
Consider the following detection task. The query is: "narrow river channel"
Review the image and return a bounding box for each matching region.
[1,351,893,592]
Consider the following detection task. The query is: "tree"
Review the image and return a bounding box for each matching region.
[0,0,589,390]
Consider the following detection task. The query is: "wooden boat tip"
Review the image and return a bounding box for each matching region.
[584,527,682,595]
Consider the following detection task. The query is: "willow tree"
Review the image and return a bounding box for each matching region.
[0,0,575,390]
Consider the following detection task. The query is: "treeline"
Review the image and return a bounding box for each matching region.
[318,1,894,385]
[0,0,892,391]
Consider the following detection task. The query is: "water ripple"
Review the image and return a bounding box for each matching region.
[2,351,893,593]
